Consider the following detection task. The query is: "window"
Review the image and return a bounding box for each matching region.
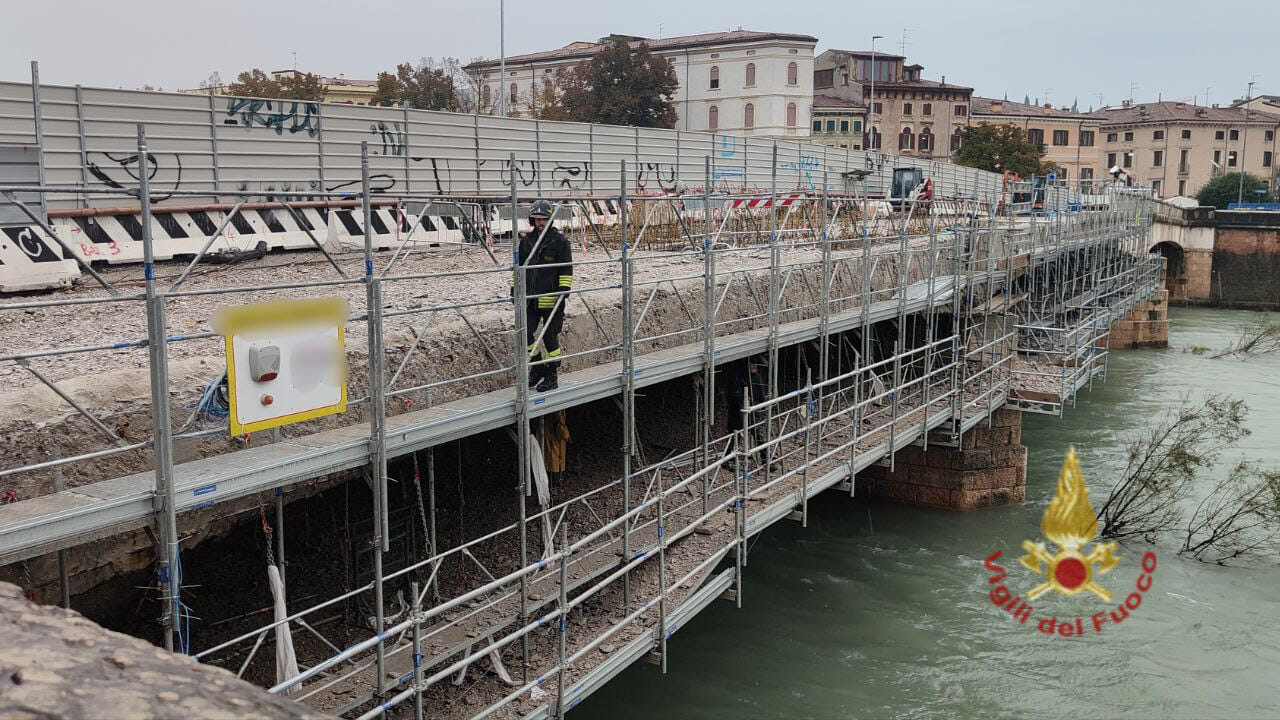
[786,102,797,127]
[1079,130,1095,146]
[1214,150,1221,165]
[853,120,862,132]
[1153,150,1163,167]
[1124,131,1133,141]
[709,66,720,90]
[1230,129,1239,141]
[954,104,967,117]
[903,102,913,116]
[787,62,798,85]
[872,102,883,114]
[1151,179,1162,195]
[1106,132,1118,142]
[1228,151,1237,167]
[812,120,822,132]
[923,102,932,116]
[1181,129,1191,140]
[951,127,963,151]
[482,84,491,106]
[815,68,834,89]
[919,127,933,152]
[1267,130,1275,142]
[1265,151,1274,168]
[826,120,836,132]
[745,63,756,87]
[866,127,881,149]
[708,105,718,131]
[1153,130,1164,140]
[744,103,754,129]
[840,120,849,133]
[1215,130,1225,140]
[899,127,914,150]
[1179,149,1189,170]
[1107,152,1117,168]
[1053,129,1069,146]
[1178,180,1186,195]
[1027,128,1045,146]
[509,83,518,102]
[1080,167,1094,181]
[1123,152,1132,168]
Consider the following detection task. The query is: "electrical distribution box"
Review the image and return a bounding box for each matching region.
[214,298,348,435]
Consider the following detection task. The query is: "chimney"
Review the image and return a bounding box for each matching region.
[1122,99,1132,108]
[991,101,1004,113]
[941,75,946,85]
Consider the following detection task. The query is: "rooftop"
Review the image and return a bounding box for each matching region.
[824,49,906,60]
[813,94,867,109]
[1093,100,1280,125]
[971,97,1095,120]
[874,78,972,92]
[465,30,818,70]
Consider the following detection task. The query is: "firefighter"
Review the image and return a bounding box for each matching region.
[518,199,573,392]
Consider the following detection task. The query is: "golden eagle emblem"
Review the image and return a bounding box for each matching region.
[1020,446,1120,601]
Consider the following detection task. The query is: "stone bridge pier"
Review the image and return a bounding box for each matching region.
[860,408,1027,510]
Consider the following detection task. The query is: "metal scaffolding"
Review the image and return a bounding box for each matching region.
[0,125,1160,719]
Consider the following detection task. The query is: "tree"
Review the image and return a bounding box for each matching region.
[1195,172,1270,208]
[1098,394,1248,543]
[277,72,325,101]
[952,123,1047,177]
[547,36,678,128]
[373,58,472,112]
[1096,393,1280,564]
[226,69,325,101]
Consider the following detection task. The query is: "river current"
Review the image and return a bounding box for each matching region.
[578,307,1280,720]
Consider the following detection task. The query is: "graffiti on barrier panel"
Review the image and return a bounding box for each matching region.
[224,98,320,137]
[86,151,183,203]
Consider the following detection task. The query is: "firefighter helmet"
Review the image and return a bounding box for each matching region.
[528,199,554,220]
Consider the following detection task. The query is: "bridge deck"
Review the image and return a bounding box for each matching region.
[0,284,963,565]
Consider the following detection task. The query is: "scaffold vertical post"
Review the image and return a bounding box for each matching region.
[51,449,70,608]
[734,424,745,608]
[768,143,781,401]
[702,156,714,517]
[410,580,424,720]
[818,168,831,454]
[657,462,668,673]
[556,521,569,720]
[510,154,532,680]
[361,141,389,694]
[620,159,634,610]
[139,124,179,653]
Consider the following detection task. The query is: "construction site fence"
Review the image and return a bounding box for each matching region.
[0,73,1008,218]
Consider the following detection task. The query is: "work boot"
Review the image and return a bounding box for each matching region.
[527,364,544,389]
[537,366,559,392]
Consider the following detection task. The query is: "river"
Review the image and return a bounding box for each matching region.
[576,307,1280,720]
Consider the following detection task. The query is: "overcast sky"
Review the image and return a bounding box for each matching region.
[4,0,1274,108]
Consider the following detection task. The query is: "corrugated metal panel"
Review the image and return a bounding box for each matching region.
[0,79,1004,210]
[0,144,42,224]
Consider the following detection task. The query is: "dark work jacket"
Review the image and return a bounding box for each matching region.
[517,225,573,300]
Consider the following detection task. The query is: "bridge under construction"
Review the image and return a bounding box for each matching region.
[0,74,1163,719]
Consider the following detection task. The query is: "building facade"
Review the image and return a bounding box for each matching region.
[809,94,866,149]
[970,98,1101,184]
[1093,101,1280,199]
[814,50,972,160]
[463,30,817,137]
